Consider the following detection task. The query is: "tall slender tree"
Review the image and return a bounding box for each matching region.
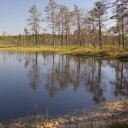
[87,10,97,47]
[56,5,73,45]
[112,0,128,47]
[93,0,107,49]
[45,0,58,46]
[73,5,84,46]
[27,5,41,45]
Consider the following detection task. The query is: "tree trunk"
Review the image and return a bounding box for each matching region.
[99,17,102,49]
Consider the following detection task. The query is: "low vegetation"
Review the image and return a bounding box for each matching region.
[0,45,128,61]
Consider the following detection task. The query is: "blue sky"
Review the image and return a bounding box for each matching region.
[0,0,102,35]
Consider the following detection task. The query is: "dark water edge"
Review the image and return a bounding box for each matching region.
[0,98,128,128]
[0,50,128,122]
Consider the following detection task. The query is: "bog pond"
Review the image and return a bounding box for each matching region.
[0,50,128,122]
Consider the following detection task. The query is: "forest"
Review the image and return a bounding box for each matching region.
[0,0,128,49]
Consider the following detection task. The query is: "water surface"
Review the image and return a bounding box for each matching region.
[0,51,128,121]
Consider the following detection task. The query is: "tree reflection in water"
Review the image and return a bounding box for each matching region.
[25,52,128,103]
[2,51,128,104]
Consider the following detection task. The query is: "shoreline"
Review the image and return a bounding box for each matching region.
[0,98,128,128]
[0,45,128,61]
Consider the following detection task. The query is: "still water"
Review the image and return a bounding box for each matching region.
[0,51,128,121]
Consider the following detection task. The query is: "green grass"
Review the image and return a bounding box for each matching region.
[0,45,128,60]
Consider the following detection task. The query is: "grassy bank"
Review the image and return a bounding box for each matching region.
[0,45,128,60]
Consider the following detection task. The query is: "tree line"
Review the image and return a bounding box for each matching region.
[1,0,128,48]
